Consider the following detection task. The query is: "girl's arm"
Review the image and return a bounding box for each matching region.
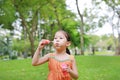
[32,40,50,66]
[67,58,79,79]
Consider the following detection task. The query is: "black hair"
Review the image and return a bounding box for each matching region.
[66,48,70,55]
[57,30,71,55]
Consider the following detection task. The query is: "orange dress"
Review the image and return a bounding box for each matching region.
[47,53,74,80]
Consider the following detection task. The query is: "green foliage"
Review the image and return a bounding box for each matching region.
[0,35,12,56]
[89,35,100,46]
[68,29,80,47]
[61,18,81,47]
[104,0,120,7]
[0,36,6,55]
[1,0,117,56]
[11,55,17,60]
[84,34,92,48]
[12,39,30,52]
[101,34,115,49]
[0,0,16,30]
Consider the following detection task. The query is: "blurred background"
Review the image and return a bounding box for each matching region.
[0,0,120,80]
[0,0,120,59]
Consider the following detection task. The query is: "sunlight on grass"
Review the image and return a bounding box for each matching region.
[85,51,115,56]
[76,56,120,80]
[0,56,120,80]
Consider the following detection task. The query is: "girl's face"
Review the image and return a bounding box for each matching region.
[53,31,70,49]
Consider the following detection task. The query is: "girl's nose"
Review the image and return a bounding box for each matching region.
[56,39,60,42]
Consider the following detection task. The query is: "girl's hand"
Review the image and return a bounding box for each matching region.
[65,66,72,73]
[38,39,50,49]
[61,63,72,75]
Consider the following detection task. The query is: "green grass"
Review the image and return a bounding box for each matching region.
[76,56,120,80]
[0,56,120,80]
[0,59,48,80]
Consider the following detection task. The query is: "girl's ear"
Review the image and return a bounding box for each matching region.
[66,41,71,47]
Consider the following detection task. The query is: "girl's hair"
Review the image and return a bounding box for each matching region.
[57,30,71,55]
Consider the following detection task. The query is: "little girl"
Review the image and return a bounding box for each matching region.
[32,30,78,80]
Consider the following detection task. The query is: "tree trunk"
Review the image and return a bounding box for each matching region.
[76,0,84,55]
[109,11,117,52]
[115,17,120,55]
[115,45,120,55]
[29,33,35,57]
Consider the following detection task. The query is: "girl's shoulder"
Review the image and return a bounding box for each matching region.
[47,53,55,58]
[69,55,75,61]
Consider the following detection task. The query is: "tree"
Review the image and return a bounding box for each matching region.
[1,0,78,57]
[98,0,120,55]
[104,0,120,55]
[75,0,84,55]
[1,0,96,57]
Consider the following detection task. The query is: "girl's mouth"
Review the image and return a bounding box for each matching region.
[55,43,59,47]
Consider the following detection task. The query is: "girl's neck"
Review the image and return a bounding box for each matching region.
[55,49,66,55]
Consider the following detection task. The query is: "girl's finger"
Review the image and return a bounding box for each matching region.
[41,40,50,45]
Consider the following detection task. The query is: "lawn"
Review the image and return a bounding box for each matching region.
[0,55,120,80]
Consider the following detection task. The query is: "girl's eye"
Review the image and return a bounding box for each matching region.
[54,38,57,39]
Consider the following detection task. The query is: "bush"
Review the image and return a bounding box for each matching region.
[11,55,17,60]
